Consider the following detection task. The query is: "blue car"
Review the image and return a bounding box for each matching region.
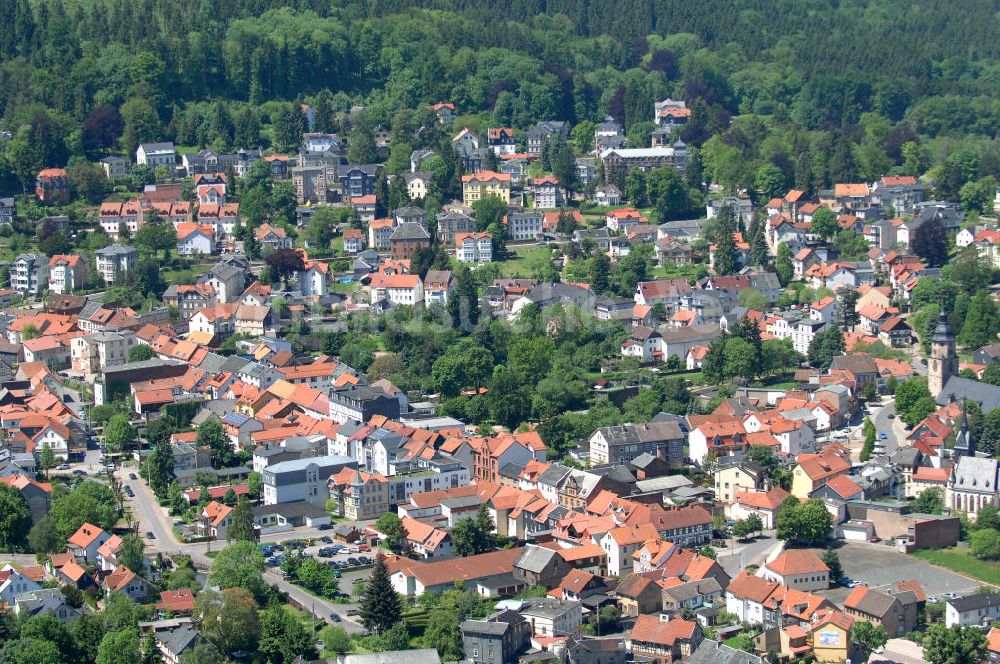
[879,432,887,440]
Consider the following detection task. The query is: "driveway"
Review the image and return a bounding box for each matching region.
[117,470,368,633]
[814,542,981,601]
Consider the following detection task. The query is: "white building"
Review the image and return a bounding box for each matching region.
[136,142,176,167]
[10,253,48,297]
[95,244,139,285]
[945,594,1000,628]
[261,455,354,507]
[298,262,329,297]
[456,232,493,263]
[369,274,423,306]
[520,599,583,638]
[48,255,87,294]
[176,224,215,256]
[758,549,829,592]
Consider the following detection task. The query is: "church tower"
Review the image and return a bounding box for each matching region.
[953,403,974,457]
[929,309,956,398]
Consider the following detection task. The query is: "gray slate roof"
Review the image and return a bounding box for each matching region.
[937,375,1000,411]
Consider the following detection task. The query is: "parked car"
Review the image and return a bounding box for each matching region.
[359,545,371,552]
[346,608,360,616]
[869,536,881,543]
[329,613,341,622]
[927,596,939,604]
[319,536,333,543]
[879,432,888,440]
[145,531,155,540]
[129,473,138,480]
[316,523,332,531]
[56,463,69,470]
[887,413,895,419]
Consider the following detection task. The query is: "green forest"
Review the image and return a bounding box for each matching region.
[3,0,1000,201]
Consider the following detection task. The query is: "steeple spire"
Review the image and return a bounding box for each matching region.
[953,399,974,457]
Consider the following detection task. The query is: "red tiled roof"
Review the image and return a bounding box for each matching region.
[630,615,697,646]
[765,549,829,576]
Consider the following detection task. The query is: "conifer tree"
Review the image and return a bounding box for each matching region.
[360,556,402,635]
[228,498,257,543]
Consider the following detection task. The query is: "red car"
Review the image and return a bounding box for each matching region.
[869,537,881,543]
[359,544,371,552]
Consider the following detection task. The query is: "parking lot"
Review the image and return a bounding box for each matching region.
[261,538,377,576]
[812,542,981,604]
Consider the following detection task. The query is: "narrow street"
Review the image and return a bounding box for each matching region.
[116,470,368,633]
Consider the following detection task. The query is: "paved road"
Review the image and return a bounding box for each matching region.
[117,470,368,633]
[0,553,45,567]
[871,397,901,455]
[716,533,782,577]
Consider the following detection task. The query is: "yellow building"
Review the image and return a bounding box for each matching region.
[714,463,761,503]
[809,609,855,663]
[462,171,511,206]
[790,448,851,500]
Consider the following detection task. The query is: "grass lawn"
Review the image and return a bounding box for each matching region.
[161,261,213,284]
[500,245,553,277]
[912,547,1000,586]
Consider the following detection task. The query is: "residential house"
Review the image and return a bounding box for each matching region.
[462,171,511,206]
[844,585,920,637]
[456,232,493,263]
[95,244,139,284]
[12,588,80,623]
[337,164,380,198]
[343,228,366,254]
[486,128,517,155]
[513,545,574,588]
[945,593,1000,628]
[35,168,70,204]
[400,516,452,559]
[520,598,583,638]
[389,223,431,261]
[759,550,829,592]
[505,212,544,242]
[136,142,175,167]
[616,574,664,617]
[255,224,292,251]
[0,566,43,607]
[589,421,685,467]
[423,270,455,306]
[461,610,531,664]
[791,448,851,500]
[714,463,763,504]
[531,177,563,209]
[47,255,87,295]
[527,121,568,157]
[628,615,702,664]
[431,103,457,124]
[10,253,49,297]
[67,523,110,563]
[594,185,621,207]
[369,273,424,307]
[100,156,130,181]
[297,261,329,297]
[175,223,216,256]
